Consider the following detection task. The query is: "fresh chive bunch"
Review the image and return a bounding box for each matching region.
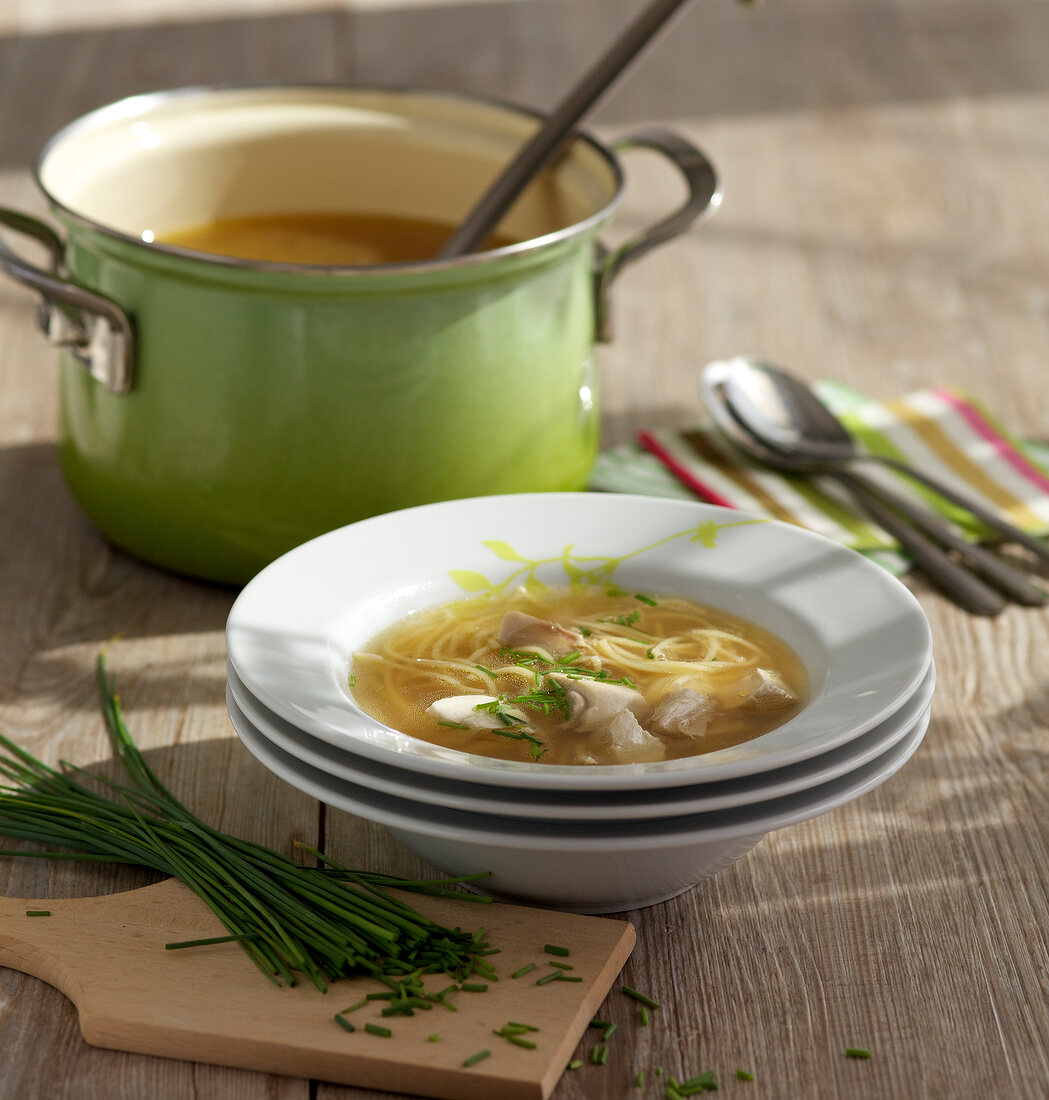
[0,654,495,992]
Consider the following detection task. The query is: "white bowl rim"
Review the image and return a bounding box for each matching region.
[227,658,936,819]
[226,492,934,790]
[228,683,929,851]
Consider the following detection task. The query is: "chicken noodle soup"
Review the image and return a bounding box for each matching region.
[350,587,807,765]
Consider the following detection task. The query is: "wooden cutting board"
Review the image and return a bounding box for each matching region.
[0,878,635,1100]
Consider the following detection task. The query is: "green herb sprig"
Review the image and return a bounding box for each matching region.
[0,654,495,992]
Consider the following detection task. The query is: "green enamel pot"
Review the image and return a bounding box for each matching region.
[0,86,718,584]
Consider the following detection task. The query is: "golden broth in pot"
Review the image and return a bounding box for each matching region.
[350,586,808,766]
[159,211,517,265]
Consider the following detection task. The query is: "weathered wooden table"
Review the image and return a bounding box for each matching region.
[3,1,1049,1096]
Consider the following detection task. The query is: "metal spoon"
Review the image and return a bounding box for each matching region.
[700,364,1015,616]
[439,0,695,258]
[717,355,1049,565]
[708,362,1048,608]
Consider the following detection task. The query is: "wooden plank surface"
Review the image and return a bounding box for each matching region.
[2,1,1049,1098]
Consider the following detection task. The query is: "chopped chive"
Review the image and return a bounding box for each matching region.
[474,664,498,680]
[646,649,656,659]
[602,1022,618,1041]
[505,1035,537,1050]
[548,961,573,971]
[436,720,470,729]
[578,626,592,637]
[507,1021,540,1032]
[460,982,488,992]
[640,1005,650,1026]
[736,1068,755,1081]
[621,985,660,1009]
[347,674,356,687]
[334,1014,356,1033]
[568,1060,583,1070]
[341,998,369,1013]
[544,944,570,956]
[427,1034,439,1042]
[681,1070,718,1091]
[24,910,50,917]
[535,971,561,986]
[165,934,257,949]
[591,1044,607,1064]
[364,1024,392,1038]
[666,1088,684,1100]
[511,962,537,979]
[635,1070,645,1087]
[462,1050,490,1068]
[634,593,658,606]
[589,1019,611,1028]
[846,1048,871,1059]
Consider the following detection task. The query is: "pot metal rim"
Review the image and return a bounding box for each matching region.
[35,82,627,277]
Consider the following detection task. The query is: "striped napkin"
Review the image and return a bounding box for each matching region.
[590,383,1049,575]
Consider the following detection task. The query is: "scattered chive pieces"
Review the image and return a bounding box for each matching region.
[474,664,498,680]
[506,1035,537,1050]
[347,674,356,687]
[544,944,570,956]
[634,593,658,606]
[548,961,573,971]
[507,1022,540,1032]
[621,985,660,1010]
[640,1005,650,1027]
[460,982,488,993]
[657,1067,664,1075]
[24,910,50,917]
[364,1024,392,1038]
[436,720,470,729]
[568,1060,583,1070]
[590,1019,611,1029]
[680,1069,718,1091]
[463,1050,490,1068]
[334,1014,356,1033]
[846,1048,871,1059]
[635,1070,645,1087]
[511,962,537,979]
[427,1034,439,1042]
[602,1022,618,1041]
[341,999,369,1013]
[736,1068,755,1081]
[535,971,561,986]
[591,1044,608,1065]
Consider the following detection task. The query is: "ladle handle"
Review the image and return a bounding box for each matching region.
[438,0,695,258]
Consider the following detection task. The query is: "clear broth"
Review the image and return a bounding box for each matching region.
[159,211,517,265]
[350,587,808,766]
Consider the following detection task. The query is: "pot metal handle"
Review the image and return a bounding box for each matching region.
[0,209,134,393]
[594,129,721,342]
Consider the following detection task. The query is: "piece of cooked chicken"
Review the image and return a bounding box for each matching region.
[605,709,665,762]
[426,695,527,730]
[737,668,799,710]
[497,611,586,659]
[547,674,650,731]
[649,689,716,738]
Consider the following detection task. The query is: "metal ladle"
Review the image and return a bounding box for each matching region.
[439,0,696,258]
[700,361,1047,615]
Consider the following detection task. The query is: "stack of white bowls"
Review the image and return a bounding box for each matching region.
[225,494,933,914]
